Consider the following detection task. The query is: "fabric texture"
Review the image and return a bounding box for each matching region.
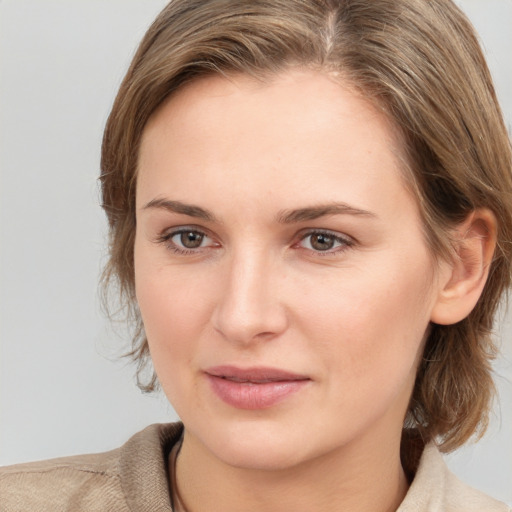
[0,422,509,512]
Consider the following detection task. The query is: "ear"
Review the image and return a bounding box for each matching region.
[430,208,497,325]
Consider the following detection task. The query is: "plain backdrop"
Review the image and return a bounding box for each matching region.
[1,0,511,505]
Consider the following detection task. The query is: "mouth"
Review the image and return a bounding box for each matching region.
[205,365,311,409]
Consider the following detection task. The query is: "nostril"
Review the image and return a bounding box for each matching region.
[212,303,288,345]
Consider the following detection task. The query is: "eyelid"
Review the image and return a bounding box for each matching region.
[155,225,219,254]
[153,225,355,256]
[295,228,355,255]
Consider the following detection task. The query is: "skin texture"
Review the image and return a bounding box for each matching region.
[134,70,493,512]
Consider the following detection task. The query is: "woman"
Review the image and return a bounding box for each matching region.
[1,0,511,510]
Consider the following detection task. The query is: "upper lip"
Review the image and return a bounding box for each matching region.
[205,365,310,383]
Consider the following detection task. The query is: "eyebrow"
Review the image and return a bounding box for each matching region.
[142,198,217,222]
[141,198,376,224]
[276,203,376,223]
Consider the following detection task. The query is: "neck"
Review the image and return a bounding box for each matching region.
[174,429,409,512]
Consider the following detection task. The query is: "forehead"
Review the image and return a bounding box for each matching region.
[137,69,415,220]
[143,70,401,149]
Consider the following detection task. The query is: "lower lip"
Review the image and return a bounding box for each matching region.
[207,375,309,410]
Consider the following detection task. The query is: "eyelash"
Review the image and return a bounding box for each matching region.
[156,227,217,255]
[156,227,354,256]
[295,229,354,256]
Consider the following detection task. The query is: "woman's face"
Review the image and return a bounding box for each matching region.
[135,70,444,470]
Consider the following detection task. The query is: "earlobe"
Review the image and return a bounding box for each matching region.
[430,208,497,326]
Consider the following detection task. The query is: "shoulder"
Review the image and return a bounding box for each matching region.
[442,465,510,512]
[398,442,510,512]
[0,449,125,511]
[0,422,183,512]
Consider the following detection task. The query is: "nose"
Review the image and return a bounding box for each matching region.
[212,248,289,345]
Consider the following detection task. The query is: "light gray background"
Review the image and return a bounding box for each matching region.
[1,0,511,505]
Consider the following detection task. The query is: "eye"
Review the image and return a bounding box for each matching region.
[172,230,208,249]
[298,230,352,254]
[157,227,217,254]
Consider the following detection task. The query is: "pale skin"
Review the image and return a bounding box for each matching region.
[134,70,496,512]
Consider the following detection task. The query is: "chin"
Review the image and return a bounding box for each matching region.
[215,439,307,471]
[188,415,329,472]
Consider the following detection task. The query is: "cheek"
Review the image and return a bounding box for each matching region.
[292,257,434,389]
[134,253,213,367]
[135,263,216,413]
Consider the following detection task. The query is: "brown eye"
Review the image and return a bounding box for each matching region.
[298,230,351,254]
[309,233,335,251]
[163,228,217,254]
[179,231,204,249]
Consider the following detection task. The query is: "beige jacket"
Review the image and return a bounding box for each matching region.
[0,422,509,511]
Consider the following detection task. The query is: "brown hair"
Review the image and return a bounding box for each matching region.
[100,0,512,451]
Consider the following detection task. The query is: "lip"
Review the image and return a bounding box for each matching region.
[205,365,311,410]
